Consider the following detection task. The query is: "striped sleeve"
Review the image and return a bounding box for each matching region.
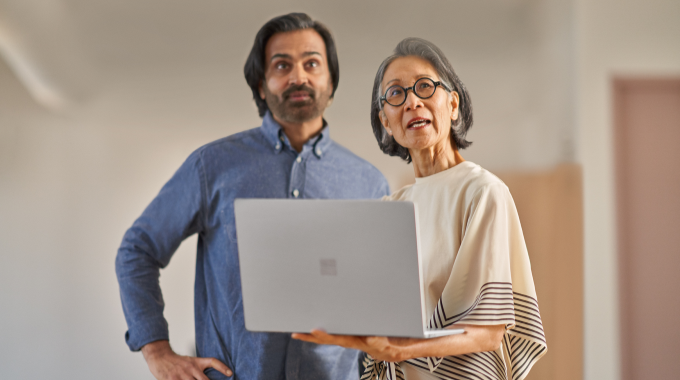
[503,293,547,380]
[398,283,545,380]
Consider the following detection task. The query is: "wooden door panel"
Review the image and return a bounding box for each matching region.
[614,78,680,380]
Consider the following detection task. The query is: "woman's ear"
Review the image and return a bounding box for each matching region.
[450,91,460,122]
[378,111,393,136]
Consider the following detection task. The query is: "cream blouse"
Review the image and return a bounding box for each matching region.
[362,161,547,380]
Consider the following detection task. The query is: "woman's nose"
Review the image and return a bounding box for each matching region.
[403,90,422,111]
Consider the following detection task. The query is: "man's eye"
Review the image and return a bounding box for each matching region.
[275,62,289,70]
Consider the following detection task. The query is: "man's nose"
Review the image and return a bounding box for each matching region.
[288,63,309,85]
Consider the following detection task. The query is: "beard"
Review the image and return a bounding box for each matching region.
[262,83,332,124]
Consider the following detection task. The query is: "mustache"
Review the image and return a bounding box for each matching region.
[282,84,315,100]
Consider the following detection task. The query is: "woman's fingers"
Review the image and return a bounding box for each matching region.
[310,329,365,348]
[291,331,408,362]
[291,330,340,345]
[291,333,316,342]
[292,330,364,350]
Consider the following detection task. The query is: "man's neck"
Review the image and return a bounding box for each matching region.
[272,114,325,152]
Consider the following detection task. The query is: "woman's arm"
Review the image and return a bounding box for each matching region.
[291,324,505,362]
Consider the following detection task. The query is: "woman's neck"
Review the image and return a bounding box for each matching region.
[410,143,465,178]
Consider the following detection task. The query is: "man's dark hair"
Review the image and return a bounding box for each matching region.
[370,37,473,163]
[244,13,340,118]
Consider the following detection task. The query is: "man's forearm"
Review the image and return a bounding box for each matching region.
[116,244,169,351]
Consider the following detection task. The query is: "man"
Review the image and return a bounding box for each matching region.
[115,12,389,380]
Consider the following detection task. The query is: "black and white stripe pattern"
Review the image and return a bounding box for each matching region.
[361,283,546,380]
[408,350,507,380]
[361,357,402,380]
[503,293,547,380]
[428,282,517,329]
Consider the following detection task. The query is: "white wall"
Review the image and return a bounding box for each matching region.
[575,1,680,379]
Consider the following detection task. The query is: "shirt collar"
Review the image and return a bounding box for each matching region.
[260,111,331,159]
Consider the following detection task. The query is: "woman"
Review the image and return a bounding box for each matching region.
[293,38,547,380]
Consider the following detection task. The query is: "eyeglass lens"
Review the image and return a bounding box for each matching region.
[384,78,437,106]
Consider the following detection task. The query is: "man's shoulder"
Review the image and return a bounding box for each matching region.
[327,140,381,173]
[195,127,265,156]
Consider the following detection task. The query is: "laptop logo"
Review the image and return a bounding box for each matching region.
[319,259,337,276]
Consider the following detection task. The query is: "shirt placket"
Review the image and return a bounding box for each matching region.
[288,150,306,198]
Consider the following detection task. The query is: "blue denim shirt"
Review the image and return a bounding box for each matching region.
[115,112,390,380]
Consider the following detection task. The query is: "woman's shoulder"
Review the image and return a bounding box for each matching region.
[433,162,511,208]
[424,161,508,195]
[460,162,508,192]
[383,162,509,201]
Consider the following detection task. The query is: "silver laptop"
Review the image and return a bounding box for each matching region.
[234,199,464,338]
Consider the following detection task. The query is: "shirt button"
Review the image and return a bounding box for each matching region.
[316,148,322,156]
[296,156,302,163]
[275,143,280,150]
[292,189,300,198]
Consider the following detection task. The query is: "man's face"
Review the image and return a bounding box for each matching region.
[259,29,333,124]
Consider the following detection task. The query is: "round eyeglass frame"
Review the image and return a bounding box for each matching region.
[380,78,452,107]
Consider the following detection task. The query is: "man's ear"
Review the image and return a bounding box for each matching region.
[378,111,393,136]
[450,91,460,122]
[258,81,265,100]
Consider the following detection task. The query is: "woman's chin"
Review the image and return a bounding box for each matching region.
[404,141,438,154]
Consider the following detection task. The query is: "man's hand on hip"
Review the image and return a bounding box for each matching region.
[142,340,232,380]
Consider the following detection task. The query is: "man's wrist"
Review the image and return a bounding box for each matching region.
[141,340,173,361]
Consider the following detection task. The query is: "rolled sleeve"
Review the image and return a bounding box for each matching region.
[115,150,206,351]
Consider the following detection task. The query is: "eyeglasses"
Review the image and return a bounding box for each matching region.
[380,78,451,107]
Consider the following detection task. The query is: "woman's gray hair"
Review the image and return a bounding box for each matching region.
[370,37,473,163]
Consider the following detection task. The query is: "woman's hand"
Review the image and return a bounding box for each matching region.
[292,330,419,362]
[292,324,505,362]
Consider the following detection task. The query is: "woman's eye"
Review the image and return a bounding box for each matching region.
[389,88,403,97]
[418,82,432,89]
[306,61,319,68]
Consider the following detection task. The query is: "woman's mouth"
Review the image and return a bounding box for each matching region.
[407,118,431,130]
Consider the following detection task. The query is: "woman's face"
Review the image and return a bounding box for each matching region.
[379,56,459,153]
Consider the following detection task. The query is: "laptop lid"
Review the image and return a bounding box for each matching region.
[234,199,428,337]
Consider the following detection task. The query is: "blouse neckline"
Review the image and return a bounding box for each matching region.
[413,161,476,185]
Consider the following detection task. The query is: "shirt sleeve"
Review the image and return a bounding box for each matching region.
[375,177,390,199]
[422,183,547,379]
[115,150,206,351]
